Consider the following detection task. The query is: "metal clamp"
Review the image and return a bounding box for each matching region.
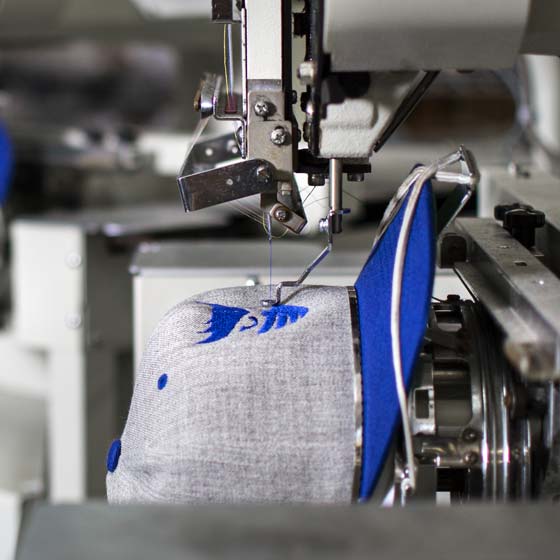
[374,145,479,250]
[434,146,480,235]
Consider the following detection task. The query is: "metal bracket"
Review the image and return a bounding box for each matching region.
[177,159,276,212]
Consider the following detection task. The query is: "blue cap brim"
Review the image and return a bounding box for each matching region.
[355,180,436,500]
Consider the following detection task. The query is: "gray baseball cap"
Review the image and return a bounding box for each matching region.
[107,285,362,504]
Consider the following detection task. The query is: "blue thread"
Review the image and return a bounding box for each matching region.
[197,303,308,344]
[106,439,121,473]
[157,373,168,390]
[355,178,435,501]
[258,305,308,334]
[197,303,250,344]
[240,315,258,331]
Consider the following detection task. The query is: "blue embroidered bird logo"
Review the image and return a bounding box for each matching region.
[197,303,309,344]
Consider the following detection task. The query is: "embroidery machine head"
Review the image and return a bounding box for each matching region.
[176,1,559,242]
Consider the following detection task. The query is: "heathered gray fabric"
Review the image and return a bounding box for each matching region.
[107,285,357,505]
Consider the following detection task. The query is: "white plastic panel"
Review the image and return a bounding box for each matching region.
[324,0,531,71]
[245,0,282,81]
[11,222,84,349]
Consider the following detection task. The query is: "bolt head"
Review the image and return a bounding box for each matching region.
[463,451,479,466]
[273,207,290,222]
[253,99,270,118]
[462,428,478,442]
[255,165,272,184]
[270,126,288,146]
[308,173,325,186]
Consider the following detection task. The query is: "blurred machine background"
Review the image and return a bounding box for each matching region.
[0,0,559,558]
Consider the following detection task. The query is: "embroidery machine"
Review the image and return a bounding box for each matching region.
[5,0,560,557]
[175,0,560,504]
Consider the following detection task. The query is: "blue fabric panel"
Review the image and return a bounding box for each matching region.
[355,181,435,500]
[0,125,12,206]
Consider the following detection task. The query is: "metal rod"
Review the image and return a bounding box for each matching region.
[329,158,343,234]
[226,24,235,93]
[225,23,236,113]
[262,214,334,308]
[262,240,333,308]
[241,7,248,121]
[329,158,343,212]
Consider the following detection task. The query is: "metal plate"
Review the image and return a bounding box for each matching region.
[454,218,560,380]
[18,502,560,559]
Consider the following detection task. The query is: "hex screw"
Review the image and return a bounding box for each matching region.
[273,207,290,223]
[270,126,289,146]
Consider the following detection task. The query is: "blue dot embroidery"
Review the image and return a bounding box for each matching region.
[157,373,168,390]
[106,439,121,473]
